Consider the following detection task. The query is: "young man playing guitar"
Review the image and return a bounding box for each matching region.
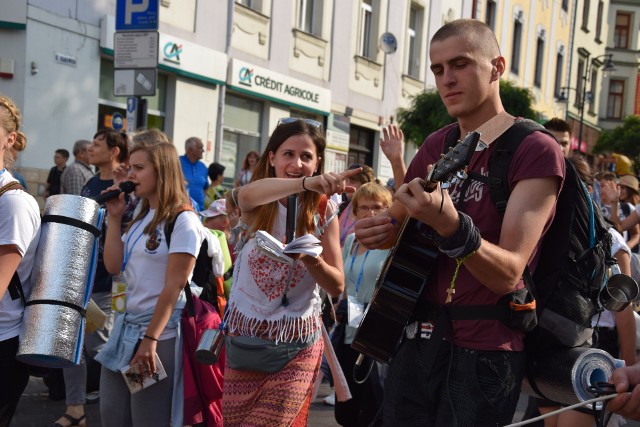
[354,19,565,426]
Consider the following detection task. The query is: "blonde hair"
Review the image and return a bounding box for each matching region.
[127,142,192,234]
[0,94,27,168]
[351,182,392,214]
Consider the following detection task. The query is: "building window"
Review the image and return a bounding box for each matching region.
[511,19,523,74]
[485,0,496,30]
[236,0,263,12]
[607,79,625,119]
[562,0,568,12]
[405,6,422,78]
[595,1,604,41]
[223,93,263,186]
[575,58,586,107]
[581,0,590,31]
[534,35,544,87]
[359,0,374,59]
[614,12,631,49]
[298,0,322,36]
[554,51,564,98]
[348,125,374,167]
[588,68,597,114]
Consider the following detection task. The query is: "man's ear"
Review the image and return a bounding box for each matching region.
[491,56,506,82]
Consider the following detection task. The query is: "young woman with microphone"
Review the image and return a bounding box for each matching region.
[97,140,209,427]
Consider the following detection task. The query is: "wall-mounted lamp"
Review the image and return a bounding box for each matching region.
[30,61,38,75]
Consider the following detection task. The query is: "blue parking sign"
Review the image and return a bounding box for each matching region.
[116,0,159,31]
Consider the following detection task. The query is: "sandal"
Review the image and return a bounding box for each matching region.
[47,413,86,427]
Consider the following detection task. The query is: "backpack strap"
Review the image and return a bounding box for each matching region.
[164,207,198,317]
[438,120,551,323]
[487,119,554,216]
[0,181,27,305]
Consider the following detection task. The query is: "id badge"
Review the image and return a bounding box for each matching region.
[347,295,365,328]
[112,273,127,313]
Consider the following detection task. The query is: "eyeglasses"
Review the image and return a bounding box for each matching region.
[277,117,322,128]
[356,205,388,214]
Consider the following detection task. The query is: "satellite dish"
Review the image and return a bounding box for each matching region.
[380,32,397,54]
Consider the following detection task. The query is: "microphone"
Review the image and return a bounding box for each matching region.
[94,181,136,205]
[286,194,298,243]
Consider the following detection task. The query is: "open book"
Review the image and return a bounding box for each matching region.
[121,353,168,394]
[255,230,323,265]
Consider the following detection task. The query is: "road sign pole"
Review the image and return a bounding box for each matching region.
[136,97,148,130]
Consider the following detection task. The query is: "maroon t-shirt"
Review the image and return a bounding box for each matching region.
[405,121,565,351]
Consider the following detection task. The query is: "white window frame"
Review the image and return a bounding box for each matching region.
[405,6,418,77]
[359,1,373,58]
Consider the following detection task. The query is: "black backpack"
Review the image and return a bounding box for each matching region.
[444,119,614,350]
[165,210,226,317]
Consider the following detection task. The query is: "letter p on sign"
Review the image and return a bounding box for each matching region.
[126,0,149,24]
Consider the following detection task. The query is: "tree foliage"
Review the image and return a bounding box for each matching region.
[396,80,541,147]
[593,115,640,168]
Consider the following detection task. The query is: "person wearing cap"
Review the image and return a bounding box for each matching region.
[200,199,230,237]
[601,174,640,253]
[204,162,227,209]
[619,175,640,207]
[200,198,234,300]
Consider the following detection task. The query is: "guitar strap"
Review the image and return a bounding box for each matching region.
[443,112,516,212]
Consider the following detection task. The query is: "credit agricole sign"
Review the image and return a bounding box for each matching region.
[229,59,330,113]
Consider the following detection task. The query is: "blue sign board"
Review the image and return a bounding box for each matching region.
[112,112,125,131]
[116,0,159,31]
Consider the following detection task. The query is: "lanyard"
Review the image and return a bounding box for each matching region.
[121,220,145,272]
[349,241,370,296]
[339,207,356,245]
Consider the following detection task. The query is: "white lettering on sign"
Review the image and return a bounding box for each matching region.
[126,0,149,25]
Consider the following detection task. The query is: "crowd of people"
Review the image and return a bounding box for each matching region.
[4,17,640,427]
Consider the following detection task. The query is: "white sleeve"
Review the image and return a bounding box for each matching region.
[205,231,225,277]
[169,211,204,257]
[609,228,631,256]
[0,192,40,256]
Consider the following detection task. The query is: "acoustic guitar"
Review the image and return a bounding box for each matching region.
[351,131,481,363]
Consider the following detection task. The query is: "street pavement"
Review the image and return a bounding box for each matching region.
[11,375,640,426]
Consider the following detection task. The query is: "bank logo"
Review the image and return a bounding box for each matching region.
[163,42,182,64]
[239,67,253,86]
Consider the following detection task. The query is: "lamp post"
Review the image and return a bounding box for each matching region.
[557,86,577,121]
[576,54,616,153]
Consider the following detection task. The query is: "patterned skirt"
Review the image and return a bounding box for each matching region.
[222,339,323,427]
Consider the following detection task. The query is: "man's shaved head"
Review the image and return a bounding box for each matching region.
[431,19,501,60]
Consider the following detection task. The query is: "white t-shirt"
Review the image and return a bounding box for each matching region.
[120,209,207,338]
[592,228,630,328]
[0,171,41,341]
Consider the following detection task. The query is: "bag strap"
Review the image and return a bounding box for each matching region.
[0,181,27,305]
[164,207,198,317]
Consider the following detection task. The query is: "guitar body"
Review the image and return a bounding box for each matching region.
[351,131,481,364]
[351,218,438,363]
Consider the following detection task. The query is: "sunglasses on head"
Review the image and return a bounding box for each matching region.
[276,117,322,128]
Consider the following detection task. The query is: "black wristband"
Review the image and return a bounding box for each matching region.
[302,176,310,191]
[143,334,158,342]
[432,212,481,258]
